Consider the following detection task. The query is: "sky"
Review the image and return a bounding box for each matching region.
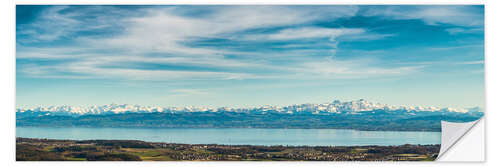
[16,5,484,109]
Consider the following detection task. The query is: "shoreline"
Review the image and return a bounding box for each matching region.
[15,136,441,147]
[16,126,444,132]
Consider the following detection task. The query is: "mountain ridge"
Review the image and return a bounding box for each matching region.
[16,99,482,117]
[16,99,484,131]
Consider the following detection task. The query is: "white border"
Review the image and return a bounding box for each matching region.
[3,0,497,167]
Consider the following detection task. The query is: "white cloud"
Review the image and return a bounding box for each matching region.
[362,6,483,27]
[246,27,365,41]
[17,6,422,81]
[456,61,484,65]
[427,44,482,51]
[445,27,483,35]
[24,6,79,41]
[95,6,359,55]
[290,57,424,79]
[170,89,209,96]
[17,6,125,43]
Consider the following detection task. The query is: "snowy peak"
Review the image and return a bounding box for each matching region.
[16,99,482,116]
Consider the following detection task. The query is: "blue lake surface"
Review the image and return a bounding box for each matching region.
[16,127,441,146]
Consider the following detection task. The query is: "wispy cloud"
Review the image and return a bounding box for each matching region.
[170,89,209,96]
[288,57,425,79]
[361,5,484,27]
[17,5,482,82]
[243,27,365,41]
[445,27,483,35]
[427,44,483,51]
[455,60,484,65]
[17,6,128,43]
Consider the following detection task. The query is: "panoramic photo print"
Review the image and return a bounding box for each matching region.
[16,5,484,161]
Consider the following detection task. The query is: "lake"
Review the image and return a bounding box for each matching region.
[16,127,441,146]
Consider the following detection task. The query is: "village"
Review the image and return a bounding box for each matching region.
[17,138,439,161]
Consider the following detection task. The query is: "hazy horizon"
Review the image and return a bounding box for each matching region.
[16,5,484,109]
[15,98,484,110]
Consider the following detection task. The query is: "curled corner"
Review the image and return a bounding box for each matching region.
[437,118,482,160]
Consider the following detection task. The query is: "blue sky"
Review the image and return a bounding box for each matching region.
[16,5,484,108]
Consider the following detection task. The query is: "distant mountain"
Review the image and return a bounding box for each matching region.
[16,99,483,131]
[16,99,482,117]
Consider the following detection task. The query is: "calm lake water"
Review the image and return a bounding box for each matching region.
[16,127,441,146]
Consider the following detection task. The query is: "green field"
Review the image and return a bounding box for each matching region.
[16,138,439,161]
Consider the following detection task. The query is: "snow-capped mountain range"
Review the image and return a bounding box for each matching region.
[16,99,482,117]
